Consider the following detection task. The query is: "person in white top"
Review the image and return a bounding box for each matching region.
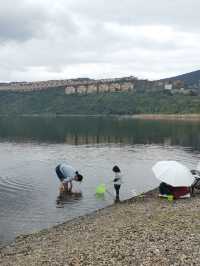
[112,165,123,202]
[55,163,83,193]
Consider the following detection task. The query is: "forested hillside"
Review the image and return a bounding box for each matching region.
[0,88,200,115]
[161,70,200,85]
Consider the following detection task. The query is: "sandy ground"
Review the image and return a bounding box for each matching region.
[1,189,200,266]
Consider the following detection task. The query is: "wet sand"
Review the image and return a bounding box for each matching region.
[1,189,200,265]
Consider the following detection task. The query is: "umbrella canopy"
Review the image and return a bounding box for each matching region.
[152,160,195,187]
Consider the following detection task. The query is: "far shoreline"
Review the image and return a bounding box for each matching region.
[127,113,200,121]
[1,113,200,121]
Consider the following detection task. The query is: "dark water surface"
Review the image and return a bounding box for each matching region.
[0,116,200,246]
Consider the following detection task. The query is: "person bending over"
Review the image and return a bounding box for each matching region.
[55,163,83,193]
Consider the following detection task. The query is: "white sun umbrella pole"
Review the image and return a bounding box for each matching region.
[152,160,195,187]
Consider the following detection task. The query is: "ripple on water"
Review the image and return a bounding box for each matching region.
[0,175,37,197]
[0,143,199,247]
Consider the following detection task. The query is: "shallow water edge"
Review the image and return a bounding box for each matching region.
[0,188,156,249]
[1,188,200,265]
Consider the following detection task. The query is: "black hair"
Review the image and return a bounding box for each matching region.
[112,165,121,173]
[77,174,83,182]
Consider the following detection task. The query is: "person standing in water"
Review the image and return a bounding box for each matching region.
[55,163,83,193]
[112,165,123,202]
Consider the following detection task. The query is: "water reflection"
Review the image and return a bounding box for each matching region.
[56,191,82,208]
[0,116,200,150]
[0,116,200,246]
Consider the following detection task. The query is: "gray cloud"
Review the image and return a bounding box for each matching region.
[69,0,200,31]
[0,0,199,81]
[0,1,48,42]
[0,0,78,43]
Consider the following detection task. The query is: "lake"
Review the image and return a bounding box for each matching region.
[0,116,200,246]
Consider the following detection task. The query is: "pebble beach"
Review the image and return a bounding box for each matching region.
[1,189,200,266]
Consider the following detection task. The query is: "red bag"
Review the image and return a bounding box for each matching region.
[171,187,190,199]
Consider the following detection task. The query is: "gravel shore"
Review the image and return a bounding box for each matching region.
[1,190,200,266]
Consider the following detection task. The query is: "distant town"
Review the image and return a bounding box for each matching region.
[0,75,200,95]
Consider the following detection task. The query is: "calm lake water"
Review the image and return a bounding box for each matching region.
[0,116,200,246]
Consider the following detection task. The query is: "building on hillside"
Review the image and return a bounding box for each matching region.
[164,84,173,90]
[64,77,137,95]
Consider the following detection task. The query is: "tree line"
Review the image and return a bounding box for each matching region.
[0,88,200,115]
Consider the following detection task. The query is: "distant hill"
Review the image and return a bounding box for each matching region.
[160,70,200,85]
[0,88,200,115]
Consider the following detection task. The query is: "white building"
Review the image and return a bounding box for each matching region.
[164,84,173,90]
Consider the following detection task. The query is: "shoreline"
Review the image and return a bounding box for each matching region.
[129,114,200,121]
[1,113,200,121]
[1,189,200,265]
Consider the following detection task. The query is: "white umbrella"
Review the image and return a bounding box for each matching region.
[152,160,195,187]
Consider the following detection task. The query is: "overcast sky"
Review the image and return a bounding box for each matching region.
[0,0,199,82]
